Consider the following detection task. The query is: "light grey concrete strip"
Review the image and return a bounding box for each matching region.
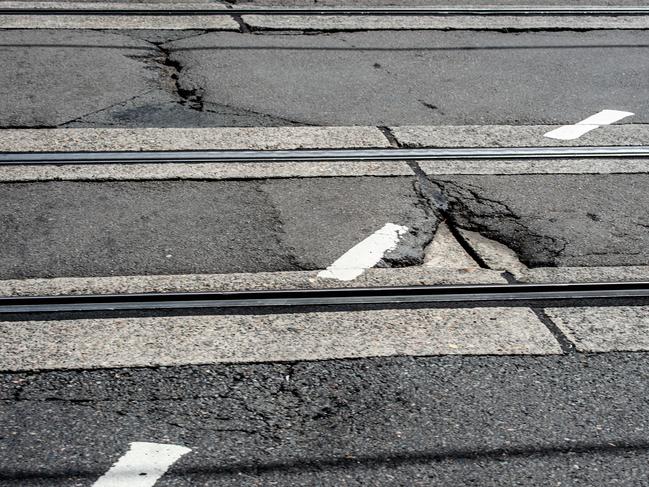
[0,127,390,152]
[391,125,649,148]
[0,307,561,371]
[457,229,527,273]
[0,126,397,181]
[545,306,649,353]
[0,14,239,28]
[516,266,649,284]
[419,158,649,175]
[392,124,646,177]
[0,267,507,297]
[0,2,238,29]
[243,14,649,31]
[0,161,413,182]
[1,1,224,8]
[423,222,479,270]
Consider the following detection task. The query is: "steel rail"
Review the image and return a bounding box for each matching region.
[2,281,649,314]
[2,146,649,165]
[1,6,649,16]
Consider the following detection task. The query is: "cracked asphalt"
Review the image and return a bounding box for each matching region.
[4,353,649,486]
[432,174,649,267]
[3,29,649,128]
[1,27,648,268]
[3,11,649,486]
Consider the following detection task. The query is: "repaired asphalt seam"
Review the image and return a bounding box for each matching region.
[377,126,401,148]
[231,14,252,33]
[407,160,490,269]
[253,181,312,272]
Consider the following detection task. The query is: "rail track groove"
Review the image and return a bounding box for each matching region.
[1,6,649,16]
[2,146,649,165]
[2,281,649,314]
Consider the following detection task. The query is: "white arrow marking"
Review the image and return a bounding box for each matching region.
[318,223,409,281]
[93,442,191,487]
[544,109,634,140]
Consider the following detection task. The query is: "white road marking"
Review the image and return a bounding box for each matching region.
[543,109,634,140]
[318,223,408,281]
[93,442,191,487]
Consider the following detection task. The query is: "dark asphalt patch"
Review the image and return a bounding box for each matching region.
[0,177,433,279]
[2,353,649,485]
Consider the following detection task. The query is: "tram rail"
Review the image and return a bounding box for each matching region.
[1,281,649,314]
[1,146,649,165]
[1,6,649,16]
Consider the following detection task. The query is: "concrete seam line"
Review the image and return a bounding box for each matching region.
[531,308,576,354]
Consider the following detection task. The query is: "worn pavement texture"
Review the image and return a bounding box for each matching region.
[1,29,648,127]
[431,174,649,267]
[0,177,435,279]
[2,353,649,486]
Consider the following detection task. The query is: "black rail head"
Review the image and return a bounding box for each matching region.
[1,7,649,16]
[2,282,649,314]
[1,147,649,166]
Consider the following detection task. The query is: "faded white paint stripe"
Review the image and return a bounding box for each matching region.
[318,223,408,281]
[544,110,634,140]
[93,442,191,487]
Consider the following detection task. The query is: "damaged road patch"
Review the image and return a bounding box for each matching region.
[0,30,162,128]
[0,177,437,279]
[431,174,649,268]
[262,177,438,272]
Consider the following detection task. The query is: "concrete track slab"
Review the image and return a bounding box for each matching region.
[243,14,649,31]
[0,2,238,30]
[0,267,506,297]
[0,126,390,152]
[546,306,649,352]
[0,307,560,371]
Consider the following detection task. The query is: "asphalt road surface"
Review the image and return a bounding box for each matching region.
[2,30,648,127]
[3,353,649,486]
[2,4,649,486]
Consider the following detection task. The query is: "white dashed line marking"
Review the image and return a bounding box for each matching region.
[318,223,408,281]
[93,442,191,487]
[543,109,634,140]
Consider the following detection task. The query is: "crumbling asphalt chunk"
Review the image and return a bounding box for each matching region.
[432,177,565,268]
[430,174,649,268]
